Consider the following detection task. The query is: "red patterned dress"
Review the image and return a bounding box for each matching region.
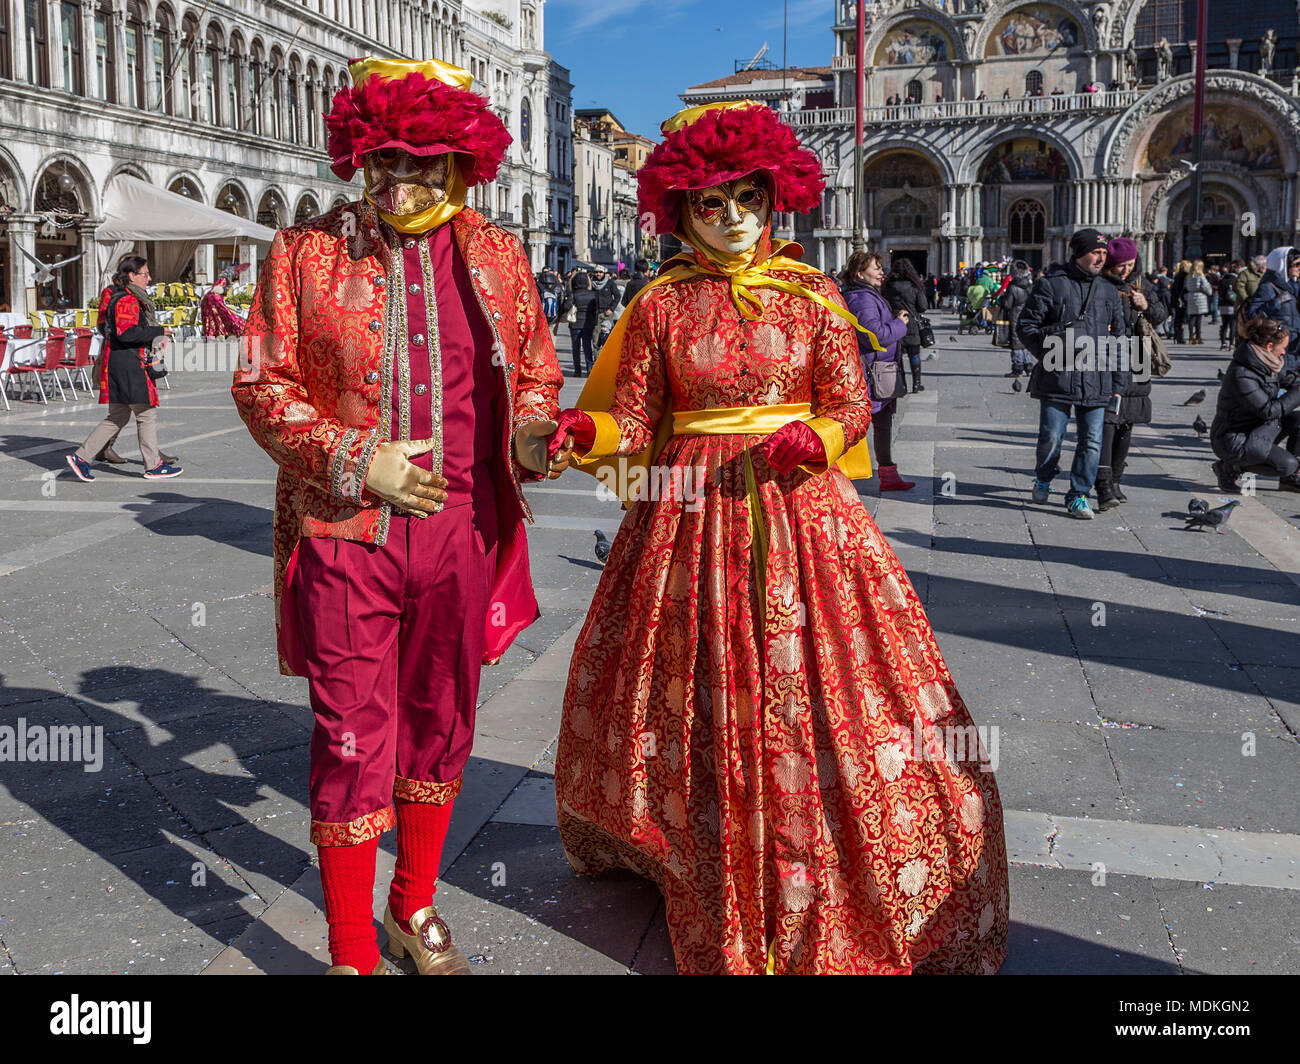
[555,266,1009,974]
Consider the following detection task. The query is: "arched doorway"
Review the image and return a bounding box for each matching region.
[295,193,321,224]
[256,189,285,230]
[215,182,250,278]
[1008,197,1047,268]
[33,161,90,310]
[978,137,1069,263]
[1166,187,1241,266]
[864,150,942,274]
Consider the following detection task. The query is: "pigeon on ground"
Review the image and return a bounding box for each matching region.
[593,529,612,563]
[1181,389,1207,406]
[1184,499,1240,533]
[1193,415,1208,437]
[1217,368,1225,381]
[1188,497,1210,515]
[1012,378,1022,392]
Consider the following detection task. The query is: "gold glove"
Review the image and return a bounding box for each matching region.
[514,420,575,480]
[363,439,448,517]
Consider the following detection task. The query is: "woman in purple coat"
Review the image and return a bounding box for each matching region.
[842,251,916,490]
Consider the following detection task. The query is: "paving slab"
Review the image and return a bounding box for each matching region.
[1080,656,1283,733]
[993,722,1130,820]
[1154,878,1300,974]
[1003,866,1179,975]
[1108,728,1300,835]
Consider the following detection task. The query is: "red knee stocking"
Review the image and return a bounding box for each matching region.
[388,799,455,925]
[317,836,380,972]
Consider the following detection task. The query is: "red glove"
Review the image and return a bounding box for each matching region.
[547,409,597,460]
[760,420,825,474]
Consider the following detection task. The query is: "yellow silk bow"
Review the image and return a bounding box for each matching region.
[569,239,875,504]
[679,224,881,345]
[364,154,467,234]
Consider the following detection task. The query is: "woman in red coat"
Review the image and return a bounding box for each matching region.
[67,255,182,481]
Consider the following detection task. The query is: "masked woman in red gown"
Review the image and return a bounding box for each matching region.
[548,101,1009,975]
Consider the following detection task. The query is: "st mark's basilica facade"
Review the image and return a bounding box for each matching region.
[682,0,1300,277]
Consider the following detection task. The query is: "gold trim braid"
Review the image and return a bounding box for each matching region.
[394,773,463,805]
[311,805,396,846]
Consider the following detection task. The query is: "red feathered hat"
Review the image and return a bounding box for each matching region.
[325,57,511,185]
[637,100,825,238]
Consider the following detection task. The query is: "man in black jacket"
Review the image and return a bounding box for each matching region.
[621,258,651,308]
[1016,228,1128,519]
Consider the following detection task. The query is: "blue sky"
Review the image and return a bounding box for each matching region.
[544,0,836,140]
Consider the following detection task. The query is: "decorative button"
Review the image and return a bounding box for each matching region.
[365,371,379,383]
[368,227,378,236]
[404,238,416,249]
[373,276,386,288]
[408,282,421,294]
[492,311,502,321]
[368,320,381,332]
[411,333,426,345]
[471,266,481,277]
[413,383,428,396]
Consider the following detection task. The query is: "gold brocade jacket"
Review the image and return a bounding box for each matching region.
[231,201,562,674]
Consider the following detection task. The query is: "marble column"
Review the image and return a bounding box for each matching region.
[9,215,38,317]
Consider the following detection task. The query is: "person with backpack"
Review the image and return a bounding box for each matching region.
[1234,254,1268,306]
[1094,239,1168,510]
[1000,260,1034,378]
[883,257,929,389]
[1170,259,1190,343]
[1184,260,1213,344]
[67,255,182,482]
[1218,262,1240,349]
[559,270,600,376]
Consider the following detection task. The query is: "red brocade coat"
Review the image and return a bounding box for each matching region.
[232,202,561,675]
[554,270,1009,974]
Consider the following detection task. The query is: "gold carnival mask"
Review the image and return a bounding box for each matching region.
[684,176,772,256]
[364,149,450,216]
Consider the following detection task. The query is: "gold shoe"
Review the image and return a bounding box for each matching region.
[383,904,472,975]
[325,958,388,975]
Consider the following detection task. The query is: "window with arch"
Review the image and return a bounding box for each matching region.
[93,1,114,101]
[204,25,221,125]
[288,57,302,145]
[269,49,284,140]
[169,176,201,200]
[295,194,320,223]
[124,2,146,107]
[257,190,285,229]
[181,14,200,120]
[305,62,318,148]
[885,194,932,232]
[1025,70,1043,96]
[217,183,249,217]
[25,0,50,87]
[0,2,10,80]
[905,79,922,104]
[1009,198,1046,245]
[60,2,83,94]
[154,7,174,113]
[227,37,242,130]
[248,42,264,134]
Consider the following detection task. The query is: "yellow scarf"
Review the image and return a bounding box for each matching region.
[680,222,879,340]
[364,154,467,233]
[571,231,877,503]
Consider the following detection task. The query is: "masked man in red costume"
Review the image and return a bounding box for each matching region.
[232,57,569,975]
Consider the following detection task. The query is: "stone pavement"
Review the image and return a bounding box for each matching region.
[0,318,1296,976]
